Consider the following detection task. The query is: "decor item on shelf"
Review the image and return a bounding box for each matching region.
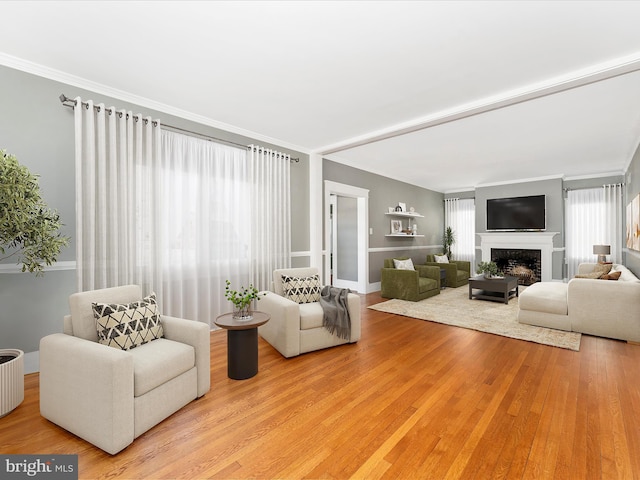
[443,226,455,260]
[0,150,69,275]
[477,261,500,279]
[397,202,406,212]
[0,349,24,417]
[225,280,265,320]
[390,219,402,234]
[593,244,611,263]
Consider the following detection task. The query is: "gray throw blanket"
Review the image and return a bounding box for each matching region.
[319,285,352,340]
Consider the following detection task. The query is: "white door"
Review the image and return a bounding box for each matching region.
[324,181,369,293]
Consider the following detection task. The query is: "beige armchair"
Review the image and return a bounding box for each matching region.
[258,267,361,358]
[39,285,210,455]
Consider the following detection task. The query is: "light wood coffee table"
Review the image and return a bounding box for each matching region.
[468,275,519,304]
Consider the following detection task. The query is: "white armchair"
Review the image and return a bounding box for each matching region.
[39,285,210,455]
[258,268,361,358]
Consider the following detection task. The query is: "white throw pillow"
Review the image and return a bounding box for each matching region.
[434,254,449,264]
[281,274,322,303]
[393,258,415,270]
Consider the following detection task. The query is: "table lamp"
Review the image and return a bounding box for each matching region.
[593,244,610,263]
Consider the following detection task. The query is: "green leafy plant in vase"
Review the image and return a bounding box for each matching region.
[1,150,69,275]
[225,280,265,320]
[476,261,500,279]
[0,149,69,417]
[443,226,455,260]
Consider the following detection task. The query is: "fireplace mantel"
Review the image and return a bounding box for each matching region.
[478,232,559,282]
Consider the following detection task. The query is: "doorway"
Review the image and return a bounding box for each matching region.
[324,181,369,293]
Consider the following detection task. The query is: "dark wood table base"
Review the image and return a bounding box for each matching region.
[226,328,259,380]
[215,312,270,380]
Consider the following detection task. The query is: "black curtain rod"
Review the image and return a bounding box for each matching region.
[59,94,299,162]
[563,182,625,192]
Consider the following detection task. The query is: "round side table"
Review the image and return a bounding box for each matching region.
[215,311,270,380]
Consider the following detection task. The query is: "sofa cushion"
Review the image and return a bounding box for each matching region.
[434,254,449,263]
[128,338,195,397]
[92,293,164,351]
[611,264,640,283]
[393,258,415,270]
[69,284,142,342]
[456,270,470,281]
[298,302,324,330]
[418,277,438,293]
[575,272,604,279]
[281,274,322,304]
[518,282,568,315]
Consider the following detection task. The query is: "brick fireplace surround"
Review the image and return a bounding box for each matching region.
[478,232,559,283]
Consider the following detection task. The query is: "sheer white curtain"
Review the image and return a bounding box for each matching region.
[158,131,250,324]
[566,184,624,278]
[74,97,162,292]
[603,183,624,264]
[565,187,605,278]
[444,198,476,268]
[248,145,291,291]
[74,99,291,325]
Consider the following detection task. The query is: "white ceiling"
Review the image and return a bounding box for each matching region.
[2,1,640,192]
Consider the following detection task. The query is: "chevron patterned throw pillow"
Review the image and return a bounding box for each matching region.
[281,274,322,304]
[92,292,164,350]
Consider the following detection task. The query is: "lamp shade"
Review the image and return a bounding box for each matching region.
[593,245,611,255]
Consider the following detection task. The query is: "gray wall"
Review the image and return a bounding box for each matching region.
[323,159,444,285]
[0,64,309,355]
[625,145,640,276]
[475,178,565,280]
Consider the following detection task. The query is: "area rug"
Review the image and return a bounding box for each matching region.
[369,286,581,351]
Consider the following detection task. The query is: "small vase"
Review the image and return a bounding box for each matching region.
[232,306,253,321]
[484,272,492,279]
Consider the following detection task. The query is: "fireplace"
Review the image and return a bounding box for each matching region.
[491,248,541,285]
[478,232,559,283]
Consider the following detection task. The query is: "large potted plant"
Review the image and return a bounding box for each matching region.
[0,149,69,416]
[443,226,455,260]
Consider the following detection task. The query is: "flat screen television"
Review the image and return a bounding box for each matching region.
[486,195,546,231]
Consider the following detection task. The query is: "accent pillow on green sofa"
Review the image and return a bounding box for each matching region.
[393,258,415,270]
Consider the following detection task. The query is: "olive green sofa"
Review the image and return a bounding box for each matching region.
[380,258,441,301]
[425,254,471,288]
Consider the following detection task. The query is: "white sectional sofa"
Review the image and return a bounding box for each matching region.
[518,263,640,343]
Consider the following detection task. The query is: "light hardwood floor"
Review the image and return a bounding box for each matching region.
[2,291,640,479]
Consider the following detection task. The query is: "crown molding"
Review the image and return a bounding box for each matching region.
[563,171,625,182]
[317,52,640,156]
[475,174,565,189]
[0,52,310,155]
